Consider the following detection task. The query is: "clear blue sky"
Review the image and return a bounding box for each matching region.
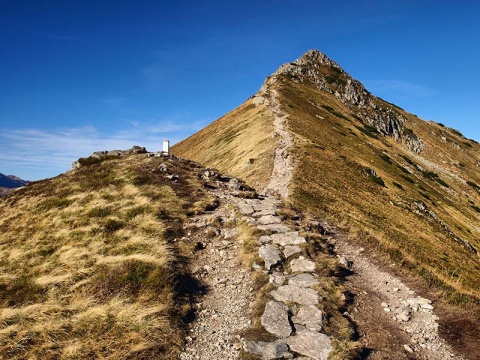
[1,0,479,180]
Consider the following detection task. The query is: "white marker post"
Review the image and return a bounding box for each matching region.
[163,140,170,154]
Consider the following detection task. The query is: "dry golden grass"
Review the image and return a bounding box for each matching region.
[276,77,480,310]
[0,154,213,358]
[172,99,277,190]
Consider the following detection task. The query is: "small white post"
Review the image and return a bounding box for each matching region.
[163,140,170,154]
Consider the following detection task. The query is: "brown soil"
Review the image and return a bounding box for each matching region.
[329,224,470,360]
[436,306,480,360]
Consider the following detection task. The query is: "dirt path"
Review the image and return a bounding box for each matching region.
[330,226,462,360]
[262,89,294,198]
[179,189,254,360]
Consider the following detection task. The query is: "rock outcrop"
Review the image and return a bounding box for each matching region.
[72,145,148,169]
[255,49,423,151]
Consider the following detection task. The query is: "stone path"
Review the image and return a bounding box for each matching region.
[179,169,332,360]
[238,198,332,360]
[178,167,463,359]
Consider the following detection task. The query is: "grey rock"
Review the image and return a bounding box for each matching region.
[228,178,242,190]
[405,132,426,154]
[261,301,292,338]
[292,305,323,331]
[290,257,316,272]
[271,285,318,305]
[244,340,292,360]
[252,203,278,212]
[397,313,410,322]
[283,245,302,258]
[285,329,332,360]
[270,232,306,246]
[269,271,286,286]
[252,209,277,217]
[337,255,351,268]
[238,204,254,215]
[158,163,168,172]
[259,244,282,270]
[259,235,272,244]
[258,215,282,225]
[288,273,318,287]
[258,224,291,233]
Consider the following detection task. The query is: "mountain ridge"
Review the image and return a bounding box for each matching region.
[174,49,480,313]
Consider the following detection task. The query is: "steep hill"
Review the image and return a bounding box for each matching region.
[174,50,480,317]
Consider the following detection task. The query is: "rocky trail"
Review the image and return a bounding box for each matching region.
[175,168,467,360]
[330,224,463,360]
[179,171,333,359]
[262,88,294,199]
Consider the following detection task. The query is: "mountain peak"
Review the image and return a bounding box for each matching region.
[258,50,425,151]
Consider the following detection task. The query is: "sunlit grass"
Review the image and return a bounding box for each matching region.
[0,154,212,358]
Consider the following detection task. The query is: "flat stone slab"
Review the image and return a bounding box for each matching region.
[292,305,323,331]
[288,273,318,287]
[271,285,318,305]
[285,329,332,360]
[238,204,254,215]
[261,301,292,338]
[244,340,292,360]
[252,210,277,217]
[259,235,272,244]
[283,245,302,258]
[269,271,286,286]
[270,232,306,246]
[258,215,282,225]
[259,244,281,270]
[258,224,291,233]
[290,257,316,272]
[252,204,278,212]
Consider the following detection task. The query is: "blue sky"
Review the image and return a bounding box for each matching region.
[1,0,479,180]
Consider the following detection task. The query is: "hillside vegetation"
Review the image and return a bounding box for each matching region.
[174,50,480,314]
[173,100,276,191]
[0,154,216,358]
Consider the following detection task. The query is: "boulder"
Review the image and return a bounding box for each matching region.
[292,305,323,331]
[244,340,292,360]
[270,232,306,246]
[271,285,318,305]
[290,257,316,272]
[259,244,282,270]
[288,273,318,287]
[283,245,302,258]
[261,301,292,338]
[285,329,331,360]
[258,215,282,225]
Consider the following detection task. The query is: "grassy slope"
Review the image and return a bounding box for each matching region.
[172,99,276,190]
[275,74,480,309]
[172,68,480,313]
[0,154,215,359]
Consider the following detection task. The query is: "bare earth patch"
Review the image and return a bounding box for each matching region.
[332,226,464,360]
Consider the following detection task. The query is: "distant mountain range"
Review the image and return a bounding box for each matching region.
[0,173,29,195]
